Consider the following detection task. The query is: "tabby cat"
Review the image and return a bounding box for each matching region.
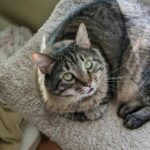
[31,0,150,129]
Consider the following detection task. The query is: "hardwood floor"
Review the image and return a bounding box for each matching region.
[36,134,63,150]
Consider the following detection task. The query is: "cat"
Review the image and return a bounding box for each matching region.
[31,0,150,129]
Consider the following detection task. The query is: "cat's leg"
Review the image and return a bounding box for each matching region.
[84,102,108,121]
[123,105,150,129]
[117,100,145,118]
[118,100,150,129]
[118,80,150,129]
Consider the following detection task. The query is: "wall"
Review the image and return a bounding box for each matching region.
[0,0,59,32]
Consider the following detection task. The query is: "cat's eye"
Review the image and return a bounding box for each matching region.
[63,73,74,81]
[84,60,93,70]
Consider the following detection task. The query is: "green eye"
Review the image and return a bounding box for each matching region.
[63,73,74,81]
[84,60,93,70]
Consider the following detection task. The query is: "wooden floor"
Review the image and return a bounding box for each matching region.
[36,135,63,150]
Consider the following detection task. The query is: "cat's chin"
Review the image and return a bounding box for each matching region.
[77,88,97,101]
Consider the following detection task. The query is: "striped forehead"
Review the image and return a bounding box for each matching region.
[62,50,87,71]
[53,45,99,72]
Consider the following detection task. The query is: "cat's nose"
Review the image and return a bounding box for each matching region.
[86,80,92,87]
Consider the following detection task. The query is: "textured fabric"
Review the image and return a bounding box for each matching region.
[0,26,32,150]
[0,26,32,63]
[0,104,23,150]
[0,0,150,150]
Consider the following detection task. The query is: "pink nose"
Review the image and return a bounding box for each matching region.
[86,80,92,87]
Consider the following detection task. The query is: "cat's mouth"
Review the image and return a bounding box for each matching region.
[84,87,96,97]
[88,88,94,93]
[83,81,97,97]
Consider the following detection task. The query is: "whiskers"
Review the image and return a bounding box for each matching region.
[108,76,127,80]
[77,88,84,94]
[99,75,131,93]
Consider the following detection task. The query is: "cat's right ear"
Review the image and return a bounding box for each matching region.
[75,23,91,49]
[31,52,54,74]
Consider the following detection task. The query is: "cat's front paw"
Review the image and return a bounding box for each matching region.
[85,103,108,121]
[117,102,143,119]
[123,114,144,129]
[117,103,133,118]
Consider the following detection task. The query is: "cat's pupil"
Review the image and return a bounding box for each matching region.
[63,73,74,81]
[84,60,93,70]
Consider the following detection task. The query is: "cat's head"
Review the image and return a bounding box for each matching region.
[32,23,108,101]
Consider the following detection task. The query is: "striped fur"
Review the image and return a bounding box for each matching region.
[33,0,150,129]
[35,0,129,113]
[37,42,108,113]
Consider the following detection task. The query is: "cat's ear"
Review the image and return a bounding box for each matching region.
[75,23,91,49]
[31,52,54,74]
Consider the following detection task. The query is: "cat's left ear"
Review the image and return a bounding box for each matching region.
[75,23,91,49]
[31,52,54,74]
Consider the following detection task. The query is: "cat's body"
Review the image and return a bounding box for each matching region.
[32,0,150,129]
